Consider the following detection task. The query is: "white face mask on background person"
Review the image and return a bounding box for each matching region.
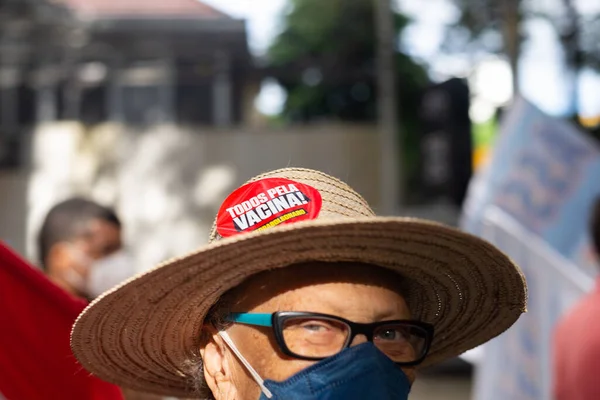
[62,245,136,299]
[86,249,137,298]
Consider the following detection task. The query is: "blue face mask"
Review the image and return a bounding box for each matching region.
[218,331,411,400]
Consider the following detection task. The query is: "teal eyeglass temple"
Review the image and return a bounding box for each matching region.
[227,313,273,327]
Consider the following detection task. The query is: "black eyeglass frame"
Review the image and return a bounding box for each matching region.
[268,311,434,366]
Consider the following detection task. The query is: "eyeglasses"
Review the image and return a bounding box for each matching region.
[225,312,434,366]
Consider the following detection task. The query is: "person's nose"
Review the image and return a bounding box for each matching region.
[350,334,368,346]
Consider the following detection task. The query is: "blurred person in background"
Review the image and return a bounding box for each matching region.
[38,197,165,400]
[553,197,600,400]
[38,197,134,301]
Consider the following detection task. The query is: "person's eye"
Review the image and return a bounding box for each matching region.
[376,328,407,341]
[301,321,331,332]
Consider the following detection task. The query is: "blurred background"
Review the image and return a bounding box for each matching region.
[0,0,599,399]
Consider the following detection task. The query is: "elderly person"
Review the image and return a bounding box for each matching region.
[71,168,527,399]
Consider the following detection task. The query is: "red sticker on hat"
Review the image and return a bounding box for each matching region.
[216,177,322,238]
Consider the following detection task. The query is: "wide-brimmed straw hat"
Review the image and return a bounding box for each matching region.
[71,167,527,398]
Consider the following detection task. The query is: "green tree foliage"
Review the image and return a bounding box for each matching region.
[267,0,429,124]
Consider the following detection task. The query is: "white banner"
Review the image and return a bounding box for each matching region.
[470,207,592,400]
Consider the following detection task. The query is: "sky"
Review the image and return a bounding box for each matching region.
[201,0,600,119]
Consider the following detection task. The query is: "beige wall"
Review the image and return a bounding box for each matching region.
[0,122,381,271]
[0,170,29,256]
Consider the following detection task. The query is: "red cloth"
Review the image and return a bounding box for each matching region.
[0,241,123,400]
[553,278,600,400]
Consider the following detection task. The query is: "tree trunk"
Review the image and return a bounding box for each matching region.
[560,0,582,115]
[374,0,402,213]
[502,0,522,98]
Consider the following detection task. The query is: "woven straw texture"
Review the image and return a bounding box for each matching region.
[71,168,527,398]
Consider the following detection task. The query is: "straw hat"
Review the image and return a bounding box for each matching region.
[71,168,527,398]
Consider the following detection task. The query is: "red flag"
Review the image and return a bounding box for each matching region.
[0,241,124,400]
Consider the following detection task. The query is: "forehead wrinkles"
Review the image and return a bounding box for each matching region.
[228,277,296,312]
[226,263,405,314]
[268,288,308,312]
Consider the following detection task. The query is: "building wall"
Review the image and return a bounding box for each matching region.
[0,122,381,271]
[0,170,29,254]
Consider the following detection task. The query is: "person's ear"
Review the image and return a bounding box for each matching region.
[46,242,72,277]
[200,325,238,400]
[45,242,88,296]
